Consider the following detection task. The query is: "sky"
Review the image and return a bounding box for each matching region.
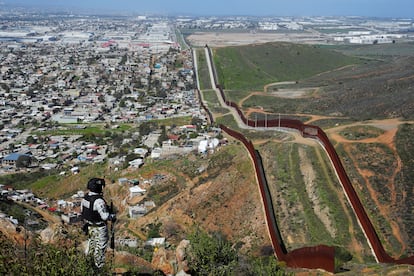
[3,0,414,18]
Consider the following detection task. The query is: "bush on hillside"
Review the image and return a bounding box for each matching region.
[187,228,238,275]
[0,232,108,275]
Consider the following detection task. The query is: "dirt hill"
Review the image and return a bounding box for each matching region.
[124,142,272,256]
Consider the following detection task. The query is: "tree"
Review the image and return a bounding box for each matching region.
[26,135,37,145]
[191,117,204,131]
[120,54,127,65]
[16,155,34,168]
[187,228,237,276]
[0,83,10,93]
[98,94,105,103]
[139,121,153,136]
[119,98,126,108]
[158,125,168,145]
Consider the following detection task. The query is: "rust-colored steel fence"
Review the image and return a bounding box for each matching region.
[220,124,336,272]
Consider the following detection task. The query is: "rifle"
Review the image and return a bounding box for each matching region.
[109,201,116,250]
[108,201,116,270]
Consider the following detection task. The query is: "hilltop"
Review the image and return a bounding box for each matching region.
[213,42,361,91]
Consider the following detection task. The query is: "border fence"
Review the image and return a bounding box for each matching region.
[199,45,414,272]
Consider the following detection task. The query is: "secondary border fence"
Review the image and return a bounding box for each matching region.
[200,45,414,272]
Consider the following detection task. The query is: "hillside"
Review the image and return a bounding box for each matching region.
[215,43,414,120]
[124,143,271,254]
[0,142,277,273]
[208,41,414,264]
[213,42,361,91]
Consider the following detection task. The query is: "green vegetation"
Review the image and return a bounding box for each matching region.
[259,141,370,259]
[395,123,414,251]
[201,89,219,103]
[187,228,289,275]
[334,246,353,272]
[187,228,238,275]
[0,170,56,190]
[248,112,311,123]
[327,42,414,58]
[0,162,108,199]
[239,256,288,276]
[241,94,312,115]
[153,115,192,126]
[309,118,357,129]
[246,129,292,142]
[0,224,287,276]
[0,232,108,275]
[339,125,385,140]
[201,90,229,115]
[197,48,212,90]
[33,125,112,136]
[224,90,254,104]
[175,29,190,50]
[266,143,333,246]
[146,222,162,239]
[210,42,414,120]
[0,230,156,275]
[146,178,180,206]
[216,114,242,132]
[213,42,360,91]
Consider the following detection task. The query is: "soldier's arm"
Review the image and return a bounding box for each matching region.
[94,198,110,221]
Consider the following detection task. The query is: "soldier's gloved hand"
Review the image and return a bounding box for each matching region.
[109,214,116,222]
[82,223,89,235]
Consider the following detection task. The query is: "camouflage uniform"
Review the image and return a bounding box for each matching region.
[81,178,114,269]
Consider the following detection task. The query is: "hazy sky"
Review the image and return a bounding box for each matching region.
[4,0,413,18]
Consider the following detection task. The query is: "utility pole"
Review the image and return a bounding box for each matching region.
[255,113,257,127]
[278,113,281,130]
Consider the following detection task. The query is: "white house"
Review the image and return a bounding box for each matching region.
[198,138,219,154]
[150,147,162,159]
[129,205,147,218]
[134,148,148,157]
[118,178,129,185]
[129,186,146,198]
[71,166,80,174]
[129,158,144,168]
[145,237,165,247]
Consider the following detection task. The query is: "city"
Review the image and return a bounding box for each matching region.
[0,15,209,174]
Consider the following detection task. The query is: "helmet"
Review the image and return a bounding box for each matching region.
[87,178,105,193]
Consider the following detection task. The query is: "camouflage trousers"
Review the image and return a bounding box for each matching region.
[85,224,108,269]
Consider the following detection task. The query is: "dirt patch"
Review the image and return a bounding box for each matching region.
[268,88,314,98]
[186,32,326,47]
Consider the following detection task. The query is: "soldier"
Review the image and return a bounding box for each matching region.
[81,178,116,270]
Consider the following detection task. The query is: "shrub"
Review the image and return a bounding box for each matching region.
[187,229,238,276]
[0,232,107,275]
